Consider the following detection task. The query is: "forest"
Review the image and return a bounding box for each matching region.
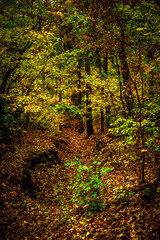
[0,0,160,239]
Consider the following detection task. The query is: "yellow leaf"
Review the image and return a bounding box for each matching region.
[141,149,147,153]
[57,11,63,17]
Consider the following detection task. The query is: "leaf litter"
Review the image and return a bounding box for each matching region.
[0,119,159,239]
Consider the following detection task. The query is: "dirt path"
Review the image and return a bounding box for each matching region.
[61,119,98,162]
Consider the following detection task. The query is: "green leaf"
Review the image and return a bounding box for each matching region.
[120,193,125,198]
[129,191,134,196]
[70,198,76,203]
[86,187,91,192]
[92,193,97,198]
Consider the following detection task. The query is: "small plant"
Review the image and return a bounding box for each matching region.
[114,188,134,199]
[109,117,138,146]
[66,158,107,211]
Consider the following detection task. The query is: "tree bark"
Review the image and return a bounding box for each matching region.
[113,8,134,117]
[103,50,111,126]
[96,48,104,132]
[115,55,126,117]
[77,57,84,133]
[0,41,33,120]
[119,39,133,116]
[85,53,93,138]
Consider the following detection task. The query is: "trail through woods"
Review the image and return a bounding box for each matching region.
[1,1,160,239]
[0,119,160,239]
[62,119,96,161]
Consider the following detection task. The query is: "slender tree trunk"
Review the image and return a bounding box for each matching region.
[115,55,126,117]
[119,40,133,116]
[0,41,33,120]
[0,77,6,119]
[131,76,145,181]
[85,53,93,138]
[103,50,111,126]
[77,57,84,133]
[113,9,134,117]
[0,100,4,120]
[58,17,63,131]
[97,49,104,132]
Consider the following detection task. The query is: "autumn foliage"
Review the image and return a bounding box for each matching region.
[0,0,160,239]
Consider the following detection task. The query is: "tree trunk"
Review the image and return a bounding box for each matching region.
[103,50,111,126]
[86,83,93,138]
[114,10,134,117]
[0,100,4,120]
[119,40,133,116]
[77,57,84,133]
[96,49,104,132]
[58,17,63,131]
[115,55,126,117]
[85,53,93,138]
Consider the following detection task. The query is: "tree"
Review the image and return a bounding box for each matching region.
[85,52,94,138]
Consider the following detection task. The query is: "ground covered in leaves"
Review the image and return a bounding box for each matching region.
[0,119,160,239]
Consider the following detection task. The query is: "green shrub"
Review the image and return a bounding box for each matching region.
[66,158,114,211]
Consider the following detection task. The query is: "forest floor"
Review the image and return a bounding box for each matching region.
[0,118,160,239]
